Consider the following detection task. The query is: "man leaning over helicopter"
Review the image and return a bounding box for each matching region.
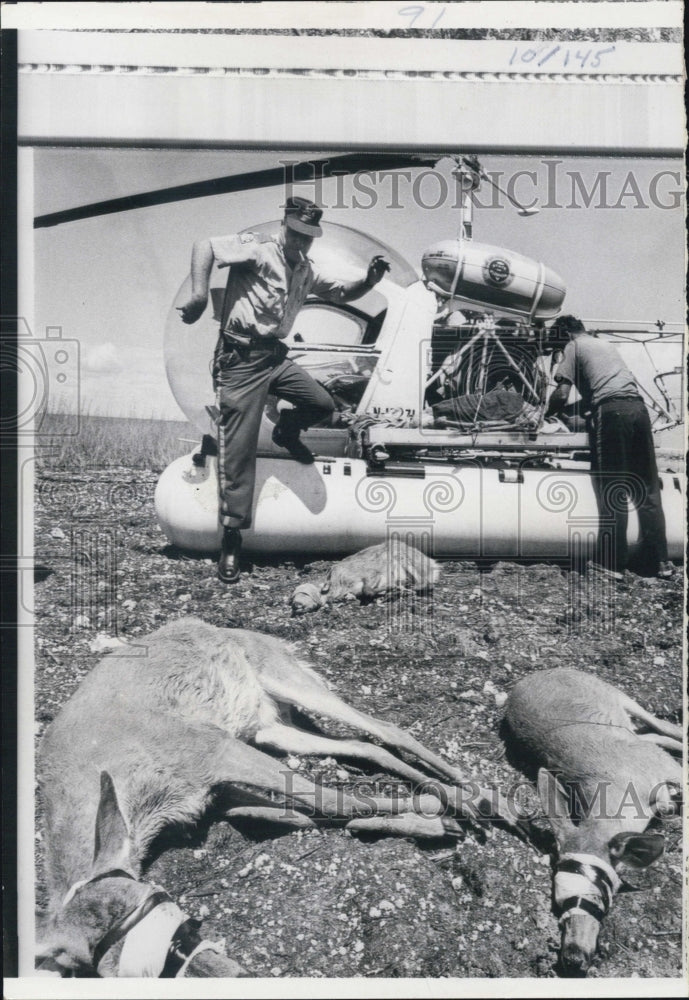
[178,196,390,584]
[544,314,673,581]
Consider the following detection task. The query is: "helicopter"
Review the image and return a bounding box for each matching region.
[34,148,682,564]
[149,153,683,565]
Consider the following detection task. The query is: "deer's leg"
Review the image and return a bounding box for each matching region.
[253,722,434,787]
[259,670,469,785]
[222,806,318,829]
[253,724,524,835]
[636,732,684,754]
[222,806,460,840]
[623,695,683,742]
[256,676,529,834]
[346,813,464,839]
[204,728,440,823]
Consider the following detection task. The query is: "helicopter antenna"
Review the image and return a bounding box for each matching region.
[458,154,541,218]
[451,157,482,242]
[437,157,483,309]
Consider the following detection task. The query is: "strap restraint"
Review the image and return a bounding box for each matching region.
[558,894,608,922]
[63,868,224,978]
[553,852,621,924]
[62,868,136,907]
[93,889,171,971]
[116,899,192,977]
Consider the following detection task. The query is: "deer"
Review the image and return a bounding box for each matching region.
[503,667,683,977]
[290,538,440,614]
[37,615,528,979]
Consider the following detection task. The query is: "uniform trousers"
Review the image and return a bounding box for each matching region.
[590,396,668,573]
[214,338,335,529]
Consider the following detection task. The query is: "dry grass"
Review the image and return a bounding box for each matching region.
[35,412,199,472]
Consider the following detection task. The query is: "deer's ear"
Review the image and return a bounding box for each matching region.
[537,768,575,843]
[91,771,134,877]
[608,831,665,868]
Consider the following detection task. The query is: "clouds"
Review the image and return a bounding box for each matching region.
[84,342,124,374]
[79,344,184,419]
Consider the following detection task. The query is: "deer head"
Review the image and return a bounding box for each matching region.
[537,769,666,976]
[36,772,231,978]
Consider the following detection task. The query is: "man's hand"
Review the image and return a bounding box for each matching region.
[176,296,208,324]
[545,381,571,419]
[366,255,391,288]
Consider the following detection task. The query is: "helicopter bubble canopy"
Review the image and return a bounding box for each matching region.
[165,220,419,434]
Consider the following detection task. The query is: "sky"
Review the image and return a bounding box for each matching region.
[31,148,685,421]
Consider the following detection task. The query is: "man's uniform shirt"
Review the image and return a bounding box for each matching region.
[210,231,354,342]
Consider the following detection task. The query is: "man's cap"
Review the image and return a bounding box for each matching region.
[283,196,323,237]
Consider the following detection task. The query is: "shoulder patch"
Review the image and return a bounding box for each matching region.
[239,232,256,245]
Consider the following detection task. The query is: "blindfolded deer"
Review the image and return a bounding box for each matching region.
[504,667,682,976]
[37,616,526,978]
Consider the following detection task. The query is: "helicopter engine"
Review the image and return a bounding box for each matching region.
[421,240,566,319]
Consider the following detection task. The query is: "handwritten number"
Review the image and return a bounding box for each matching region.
[399,5,425,27]
[537,45,560,67]
[432,6,445,28]
[521,46,553,64]
[399,4,446,28]
[395,27,616,68]
[590,45,616,69]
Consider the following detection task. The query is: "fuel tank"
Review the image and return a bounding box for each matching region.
[154,452,684,562]
[421,240,566,318]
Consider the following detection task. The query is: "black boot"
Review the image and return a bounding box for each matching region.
[271,410,315,464]
[218,528,242,584]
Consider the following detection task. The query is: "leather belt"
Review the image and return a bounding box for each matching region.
[223,329,282,350]
[595,395,643,407]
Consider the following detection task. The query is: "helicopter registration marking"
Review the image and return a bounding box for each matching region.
[372,407,417,420]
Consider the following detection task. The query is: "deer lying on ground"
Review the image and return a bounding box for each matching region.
[37,616,526,979]
[504,667,683,976]
[290,539,440,614]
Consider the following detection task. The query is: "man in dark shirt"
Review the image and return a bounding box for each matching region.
[545,315,673,579]
[178,197,389,582]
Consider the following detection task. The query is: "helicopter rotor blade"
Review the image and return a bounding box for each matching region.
[34,152,440,229]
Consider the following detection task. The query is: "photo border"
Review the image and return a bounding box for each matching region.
[3,4,686,998]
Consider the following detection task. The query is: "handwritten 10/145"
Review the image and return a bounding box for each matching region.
[397,7,617,71]
[508,44,616,70]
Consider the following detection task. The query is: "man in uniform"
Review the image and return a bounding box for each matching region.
[545,315,673,580]
[178,197,389,583]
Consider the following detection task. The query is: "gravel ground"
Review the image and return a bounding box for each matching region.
[33,468,685,981]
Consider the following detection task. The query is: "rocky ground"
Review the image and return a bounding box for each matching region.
[33,468,685,981]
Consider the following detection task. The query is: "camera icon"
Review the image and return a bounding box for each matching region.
[1,318,80,439]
